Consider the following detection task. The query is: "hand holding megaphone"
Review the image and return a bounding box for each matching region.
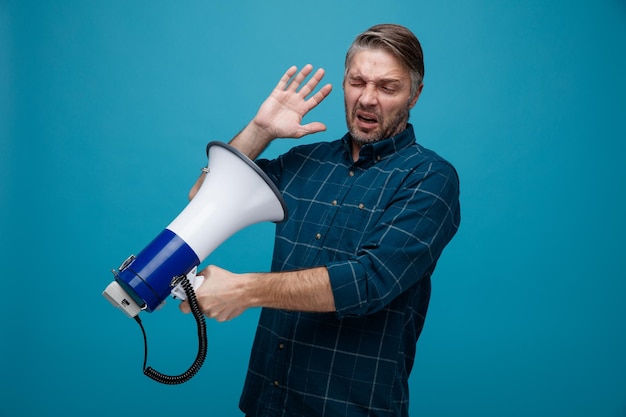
[176,265,249,322]
[171,267,205,301]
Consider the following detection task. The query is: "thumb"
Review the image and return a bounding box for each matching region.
[299,122,327,137]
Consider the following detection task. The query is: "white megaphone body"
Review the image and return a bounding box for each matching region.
[103,141,287,318]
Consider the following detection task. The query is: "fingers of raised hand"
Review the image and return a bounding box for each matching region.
[276,65,299,90]
[305,82,332,109]
[297,67,327,99]
[287,64,314,92]
[277,64,325,96]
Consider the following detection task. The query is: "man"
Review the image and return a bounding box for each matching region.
[182,24,461,417]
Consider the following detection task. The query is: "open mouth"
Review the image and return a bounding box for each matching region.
[358,115,377,123]
[356,111,379,126]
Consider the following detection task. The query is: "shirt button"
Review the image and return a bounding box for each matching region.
[279,343,285,350]
[315,233,321,240]
[274,380,280,387]
[348,170,354,177]
[331,200,337,206]
[358,203,365,210]
[376,155,381,161]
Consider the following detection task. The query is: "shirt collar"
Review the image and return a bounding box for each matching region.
[341,123,417,166]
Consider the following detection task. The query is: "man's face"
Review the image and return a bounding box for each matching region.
[343,49,422,148]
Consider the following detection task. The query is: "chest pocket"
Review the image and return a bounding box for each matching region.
[322,200,382,261]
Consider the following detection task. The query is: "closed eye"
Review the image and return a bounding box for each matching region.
[379,81,401,94]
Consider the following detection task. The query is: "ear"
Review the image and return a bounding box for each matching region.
[409,83,424,109]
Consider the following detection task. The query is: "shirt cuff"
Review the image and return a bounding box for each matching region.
[326,260,368,318]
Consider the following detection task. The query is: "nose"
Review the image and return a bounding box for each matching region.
[358,83,378,107]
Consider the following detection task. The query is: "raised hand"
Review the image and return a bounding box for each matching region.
[252,64,333,140]
[227,65,332,160]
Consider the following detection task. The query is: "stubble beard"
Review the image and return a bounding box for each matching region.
[345,101,411,148]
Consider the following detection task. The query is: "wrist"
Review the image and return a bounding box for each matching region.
[248,119,276,144]
[240,272,265,308]
[230,122,274,160]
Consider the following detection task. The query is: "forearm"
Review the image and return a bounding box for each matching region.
[180,265,336,321]
[229,121,275,160]
[244,266,336,313]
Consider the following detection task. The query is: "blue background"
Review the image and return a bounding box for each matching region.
[1,1,625,416]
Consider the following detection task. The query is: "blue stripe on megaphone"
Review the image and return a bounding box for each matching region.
[116,228,200,312]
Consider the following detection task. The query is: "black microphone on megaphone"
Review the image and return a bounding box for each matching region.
[102,141,287,384]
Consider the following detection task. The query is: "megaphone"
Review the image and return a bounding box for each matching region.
[102,141,287,384]
[103,141,287,317]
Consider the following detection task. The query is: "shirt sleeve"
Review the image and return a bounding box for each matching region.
[327,160,461,318]
[255,157,278,185]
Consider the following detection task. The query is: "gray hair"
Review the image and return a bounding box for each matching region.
[345,24,425,100]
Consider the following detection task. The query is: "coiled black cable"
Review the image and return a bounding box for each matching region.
[134,275,208,385]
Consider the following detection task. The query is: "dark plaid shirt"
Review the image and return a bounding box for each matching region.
[240,125,461,417]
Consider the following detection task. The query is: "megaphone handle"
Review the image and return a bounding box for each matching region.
[171,267,205,300]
